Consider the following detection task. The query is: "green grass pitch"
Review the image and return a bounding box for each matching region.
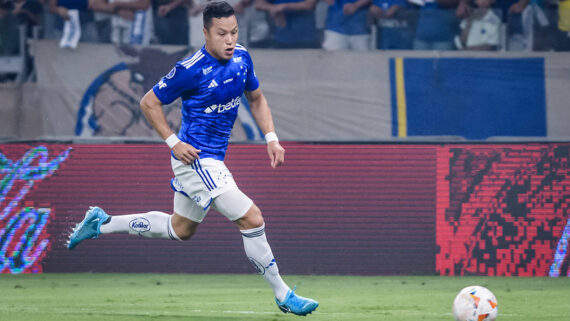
[1,274,569,320]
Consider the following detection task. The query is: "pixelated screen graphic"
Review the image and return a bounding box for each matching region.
[0,143,437,275]
[436,144,570,276]
[0,145,71,274]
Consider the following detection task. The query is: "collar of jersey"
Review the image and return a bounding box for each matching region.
[201,45,232,66]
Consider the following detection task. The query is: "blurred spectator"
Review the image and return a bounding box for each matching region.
[256,0,320,48]
[459,0,551,50]
[40,0,61,40]
[528,0,551,50]
[454,0,500,50]
[93,10,112,43]
[106,0,153,45]
[503,0,531,50]
[0,1,20,55]
[187,0,207,48]
[412,0,460,50]
[13,0,43,34]
[240,0,271,47]
[322,0,371,51]
[49,0,111,47]
[0,3,20,82]
[555,0,570,50]
[370,0,416,49]
[153,0,188,45]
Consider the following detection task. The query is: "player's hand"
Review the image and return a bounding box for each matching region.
[508,1,526,13]
[118,8,135,21]
[456,0,472,18]
[343,3,357,16]
[56,6,70,20]
[267,141,285,168]
[157,4,172,17]
[273,12,287,27]
[172,141,201,165]
[269,3,286,16]
[234,1,246,14]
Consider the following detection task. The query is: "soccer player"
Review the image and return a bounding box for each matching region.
[67,1,318,316]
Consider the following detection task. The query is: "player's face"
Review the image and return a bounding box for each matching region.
[204,16,238,61]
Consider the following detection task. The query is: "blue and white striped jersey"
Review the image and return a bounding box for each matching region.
[153,44,259,161]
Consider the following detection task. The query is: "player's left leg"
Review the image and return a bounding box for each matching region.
[68,193,206,249]
[214,188,318,316]
[67,207,189,250]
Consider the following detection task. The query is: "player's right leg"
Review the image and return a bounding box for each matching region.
[214,188,318,316]
[67,193,206,250]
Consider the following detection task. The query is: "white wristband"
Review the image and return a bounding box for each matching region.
[165,134,181,149]
[265,132,278,144]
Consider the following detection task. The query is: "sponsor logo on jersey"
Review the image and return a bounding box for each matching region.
[203,96,241,114]
[129,218,151,232]
[202,66,213,75]
[208,79,218,88]
[233,56,242,63]
[223,78,234,84]
[158,80,167,89]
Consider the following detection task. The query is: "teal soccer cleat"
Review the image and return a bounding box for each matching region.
[275,287,319,316]
[67,206,110,250]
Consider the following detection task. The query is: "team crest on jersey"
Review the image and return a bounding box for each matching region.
[166,67,176,79]
[233,57,242,63]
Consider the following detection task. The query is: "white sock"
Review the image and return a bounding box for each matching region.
[241,224,290,301]
[99,211,181,241]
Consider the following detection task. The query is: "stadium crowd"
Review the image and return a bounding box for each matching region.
[0,0,569,55]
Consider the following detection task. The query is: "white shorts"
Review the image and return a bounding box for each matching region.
[171,157,253,223]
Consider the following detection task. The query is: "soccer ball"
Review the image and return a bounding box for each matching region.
[452,285,498,321]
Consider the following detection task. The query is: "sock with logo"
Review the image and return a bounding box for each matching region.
[99,211,181,241]
[241,224,290,302]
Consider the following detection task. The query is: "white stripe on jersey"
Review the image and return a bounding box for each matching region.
[235,44,247,51]
[184,51,203,65]
[182,52,200,67]
[182,52,205,69]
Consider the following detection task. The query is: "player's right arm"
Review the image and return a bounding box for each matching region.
[140,87,200,165]
[146,57,205,164]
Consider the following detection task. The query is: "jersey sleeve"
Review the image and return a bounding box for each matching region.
[152,62,196,105]
[243,52,260,92]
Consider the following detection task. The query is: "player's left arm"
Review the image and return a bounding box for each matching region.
[245,88,285,168]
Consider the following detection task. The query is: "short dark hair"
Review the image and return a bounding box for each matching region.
[203,1,235,30]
